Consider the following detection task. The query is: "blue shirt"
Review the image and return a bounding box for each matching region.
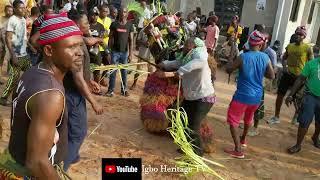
[264,46,277,66]
[233,51,270,105]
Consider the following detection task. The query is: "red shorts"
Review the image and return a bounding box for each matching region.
[227,100,259,127]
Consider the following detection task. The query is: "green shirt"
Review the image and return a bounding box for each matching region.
[301,58,320,96]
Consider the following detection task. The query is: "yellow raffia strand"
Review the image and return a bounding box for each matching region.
[165,79,225,179]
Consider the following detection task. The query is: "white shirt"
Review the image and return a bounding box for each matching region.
[6,15,28,57]
[62,1,78,12]
[138,8,152,28]
[186,21,197,35]
[163,50,214,100]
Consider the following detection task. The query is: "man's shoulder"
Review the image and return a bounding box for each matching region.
[307,58,319,65]
[266,47,276,55]
[8,15,17,22]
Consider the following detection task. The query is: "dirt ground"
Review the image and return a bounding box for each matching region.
[0,68,320,180]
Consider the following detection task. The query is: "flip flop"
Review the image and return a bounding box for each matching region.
[287,145,301,154]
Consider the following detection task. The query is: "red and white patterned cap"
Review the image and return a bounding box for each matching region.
[248,30,266,46]
[38,13,82,46]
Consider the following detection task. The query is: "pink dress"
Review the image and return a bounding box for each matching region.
[205,25,220,50]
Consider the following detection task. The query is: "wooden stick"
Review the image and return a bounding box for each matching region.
[134,54,161,69]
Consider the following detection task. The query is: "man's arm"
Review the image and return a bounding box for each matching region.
[73,68,103,115]
[83,37,104,46]
[5,31,17,66]
[265,61,275,79]
[128,31,134,63]
[108,28,114,50]
[285,75,307,106]
[307,47,314,61]
[226,55,242,74]
[25,90,64,179]
[30,31,40,49]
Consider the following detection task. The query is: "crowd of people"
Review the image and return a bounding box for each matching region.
[0,0,319,179]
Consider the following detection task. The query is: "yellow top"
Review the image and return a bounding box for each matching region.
[26,0,36,14]
[97,17,112,51]
[227,25,243,44]
[286,43,311,75]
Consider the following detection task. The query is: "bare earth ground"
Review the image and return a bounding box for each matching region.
[0,68,320,180]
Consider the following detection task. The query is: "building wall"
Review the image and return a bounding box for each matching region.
[175,0,214,16]
[240,0,278,33]
[309,3,320,44]
[272,0,316,52]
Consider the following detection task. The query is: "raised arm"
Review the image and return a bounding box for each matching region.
[25,90,64,180]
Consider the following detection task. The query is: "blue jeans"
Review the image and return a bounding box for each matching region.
[298,94,320,128]
[64,90,87,171]
[108,51,128,93]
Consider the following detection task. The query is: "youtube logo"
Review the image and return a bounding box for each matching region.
[105,165,116,174]
[102,158,142,180]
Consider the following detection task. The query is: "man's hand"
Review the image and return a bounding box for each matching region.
[174,72,181,79]
[88,80,101,94]
[285,96,294,107]
[91,101,103,115]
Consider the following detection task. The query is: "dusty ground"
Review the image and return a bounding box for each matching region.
[0,68,320,180]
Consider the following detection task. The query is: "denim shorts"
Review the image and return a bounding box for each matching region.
[298,94,320,128]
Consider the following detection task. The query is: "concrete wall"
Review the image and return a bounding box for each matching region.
[272,0,315,52]
[309,3,320,44]
[173,0,214,16]
[240,0,278,33]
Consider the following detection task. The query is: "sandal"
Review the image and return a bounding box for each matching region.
[287,145,301,154]
[312,136,320,149]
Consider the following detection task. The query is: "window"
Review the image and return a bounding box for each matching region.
[290,0,301,22]
[308,2,315,24]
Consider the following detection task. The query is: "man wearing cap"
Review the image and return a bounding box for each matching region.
[224,30,275,158]
[0,13,83,179]
[268,26,314,125]
[0,1,31,106]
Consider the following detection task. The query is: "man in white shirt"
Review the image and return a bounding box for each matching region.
[138,0,152,30]
[0,1,31,106]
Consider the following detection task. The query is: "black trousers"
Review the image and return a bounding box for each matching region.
[181,99,213,156]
